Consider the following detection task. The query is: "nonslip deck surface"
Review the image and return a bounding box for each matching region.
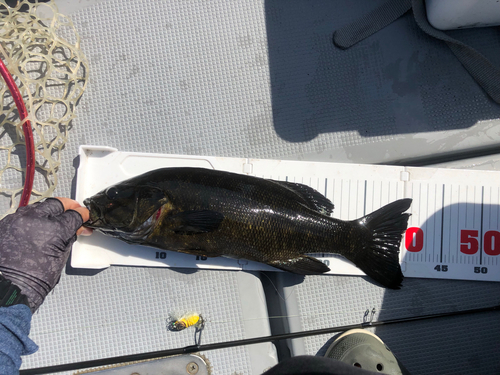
[6,0,500,373]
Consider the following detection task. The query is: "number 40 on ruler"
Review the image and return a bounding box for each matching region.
[405,227,500,255]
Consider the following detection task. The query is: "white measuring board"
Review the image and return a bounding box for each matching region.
[73,146,500,282]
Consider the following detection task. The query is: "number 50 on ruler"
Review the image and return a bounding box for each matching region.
[406,228,500,255]
[404,227,499,279]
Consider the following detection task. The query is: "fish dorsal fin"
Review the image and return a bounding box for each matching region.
[272,180,334,216]
[167,210,224,235]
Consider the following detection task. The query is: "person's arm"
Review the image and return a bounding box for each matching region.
[0,198,91,373]
[0,305,38,375]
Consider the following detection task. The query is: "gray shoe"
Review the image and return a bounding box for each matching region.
[324,329,411,375]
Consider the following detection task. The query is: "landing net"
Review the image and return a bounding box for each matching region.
[0,0,88,218]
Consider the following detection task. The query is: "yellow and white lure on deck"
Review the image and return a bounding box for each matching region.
[169,312,204,331]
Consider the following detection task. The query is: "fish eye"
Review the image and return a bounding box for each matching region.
[105,187,120,200]
[105,186,135,200]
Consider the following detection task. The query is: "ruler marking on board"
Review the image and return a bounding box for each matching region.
[357,180,361,217]
[348,179,352,219]
[341,179,344,218]
[497,187,500,267]
[440,184,445,264]
[480,186,484,265]
[434,183,439,264]
[363,180,367,216]
[427,183,432,263]
[419,183,423,264]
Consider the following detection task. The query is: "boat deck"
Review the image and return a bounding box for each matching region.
[17,0,500,373]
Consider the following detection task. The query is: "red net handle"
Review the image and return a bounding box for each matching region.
[0,57,35,207]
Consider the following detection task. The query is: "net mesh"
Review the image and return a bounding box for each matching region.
[0,0,88,218]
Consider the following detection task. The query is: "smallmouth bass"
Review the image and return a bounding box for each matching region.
[84,167,411,288]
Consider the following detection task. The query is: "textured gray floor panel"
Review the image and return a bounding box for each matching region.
[1,0,499,373]
[271,274,500,375]
[22,269,277,374]
[62,0,500,166]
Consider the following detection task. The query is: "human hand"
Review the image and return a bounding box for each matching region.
[0,198,91,312]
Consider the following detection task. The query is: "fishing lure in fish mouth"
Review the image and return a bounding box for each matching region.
[84,167,412,289]
[169,313,204,331]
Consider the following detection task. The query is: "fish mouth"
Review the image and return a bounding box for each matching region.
[83,199,104,228]
[82,197,163,241]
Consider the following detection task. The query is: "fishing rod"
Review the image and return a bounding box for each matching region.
[20,303,499,375]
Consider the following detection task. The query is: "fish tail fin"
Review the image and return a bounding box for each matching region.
[348,198,412,289]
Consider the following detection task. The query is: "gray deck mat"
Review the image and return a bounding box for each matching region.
[23,269,278,374]
[57,0,500,164]
[268,274,500,374]
[1,0,498,373]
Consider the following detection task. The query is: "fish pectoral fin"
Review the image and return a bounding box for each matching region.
[167,210,224,235]
[271,180,334,215]
[268,256,330,275]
